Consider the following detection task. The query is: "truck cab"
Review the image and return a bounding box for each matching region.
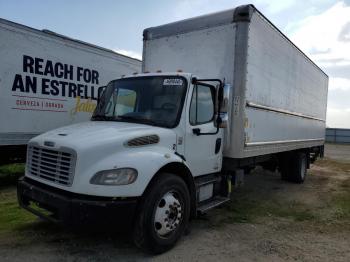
[18,72,230,253]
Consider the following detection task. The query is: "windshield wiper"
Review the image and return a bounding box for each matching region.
[118,115,157,126]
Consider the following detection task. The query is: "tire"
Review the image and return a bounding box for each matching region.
[279,155,291,181]
[290,152,307,183]
[133,173,190,254]
[280,152,307,183]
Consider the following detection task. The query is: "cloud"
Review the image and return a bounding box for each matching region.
[338,21,350,42]
[288,1,350,128]
[329,77,350,91]
[113,48,142,60]
[255,0,295,13]
[170,0,239,20]
[171,0,295,21]
[327,107,350,128]
[290,1,350,67]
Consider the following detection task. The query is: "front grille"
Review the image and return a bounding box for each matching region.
[27,144,76,186]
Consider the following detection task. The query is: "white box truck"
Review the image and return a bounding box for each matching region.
[0,18,141,163]
[18,5,328,254]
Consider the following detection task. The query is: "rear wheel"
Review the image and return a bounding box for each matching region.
[291,152,307,183]
[280,152,307,183]
[133,173,190,254]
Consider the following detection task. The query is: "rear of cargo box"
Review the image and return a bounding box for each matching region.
[143,5,328,159]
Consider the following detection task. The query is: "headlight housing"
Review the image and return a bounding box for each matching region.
[90,168,138,185]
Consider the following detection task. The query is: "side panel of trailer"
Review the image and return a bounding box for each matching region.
[227,11,328,158]
[0,19,141,145]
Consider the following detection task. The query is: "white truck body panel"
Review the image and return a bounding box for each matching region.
[143,6,328,159]
[0,18,141,146]
[143,23,236,85]
[26,120,182,197]
[23,73,196,197]
[242,13,328,157]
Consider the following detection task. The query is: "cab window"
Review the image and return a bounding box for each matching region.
[189,84,214,125]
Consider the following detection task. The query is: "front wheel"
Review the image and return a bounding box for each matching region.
[133,173,190,254]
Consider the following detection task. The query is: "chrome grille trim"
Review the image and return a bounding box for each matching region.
[26,143,76,186]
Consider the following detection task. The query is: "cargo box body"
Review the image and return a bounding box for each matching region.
[143,5,328,159]
[0,18,141,146]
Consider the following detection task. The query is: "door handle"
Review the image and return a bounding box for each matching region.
[192,128,201,136]
[215,138,222,154]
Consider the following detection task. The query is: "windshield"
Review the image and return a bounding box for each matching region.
[92,76,187,128]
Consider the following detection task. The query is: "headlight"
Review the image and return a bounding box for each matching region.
[90,168,138,185]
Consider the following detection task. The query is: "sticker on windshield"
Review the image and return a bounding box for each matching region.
[163,78,183,86]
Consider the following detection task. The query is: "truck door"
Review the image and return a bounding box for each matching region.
[184,83,222,176]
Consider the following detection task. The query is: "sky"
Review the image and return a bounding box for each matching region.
[0,0,349,128]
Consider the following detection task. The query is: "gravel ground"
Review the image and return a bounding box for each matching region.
[325,143,350,162]
[0,144,349,261]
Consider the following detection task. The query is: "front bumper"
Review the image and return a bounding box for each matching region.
[17,177,138,227]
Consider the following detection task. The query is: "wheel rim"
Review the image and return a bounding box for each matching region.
[154,191,183,237]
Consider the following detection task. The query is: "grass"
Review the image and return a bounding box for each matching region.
[0,164,37,237]
[333,195,350,219]
[220,193,315,224]
[332,178,350,220]
[0,163,25,187]
[215,158,350,226]
[315,159,350,221]
[0,187,36,235]
[315,158,350,173]
[0,164,36,234]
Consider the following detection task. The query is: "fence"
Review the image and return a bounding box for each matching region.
[326,128,350,144]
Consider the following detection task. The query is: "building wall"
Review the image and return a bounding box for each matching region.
[326,128,350,143]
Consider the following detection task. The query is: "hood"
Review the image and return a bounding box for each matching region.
[30,121,176,152]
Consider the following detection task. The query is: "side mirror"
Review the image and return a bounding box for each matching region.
[216,83,230,128]
[218,112,228,128]
[220,84,231,113]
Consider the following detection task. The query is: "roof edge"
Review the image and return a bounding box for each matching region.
[143,5,251,41]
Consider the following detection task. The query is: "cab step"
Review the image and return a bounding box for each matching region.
[197,196,230,214]
[195,175,219,188]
